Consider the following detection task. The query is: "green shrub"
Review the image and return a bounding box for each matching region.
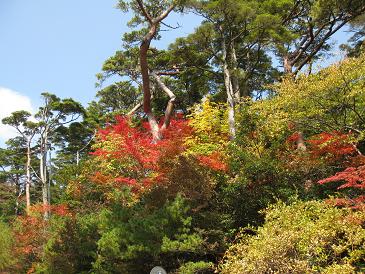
[219,200,365,273]
[0,220,14,270]
[36,215,99,274]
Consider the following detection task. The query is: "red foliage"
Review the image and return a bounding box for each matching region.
[286,131,356,161]
[287,132,301,144]
[308,131,356,160]
[285,130,364,207]
[29,203,72,217]
[89,115,229,198]
[318,154,365,208]
[11,204,73,273]
[51,204,72,217]
[90,116,193,191]
[14,215,47,256]
[318,165,365,190]
[91,117,157,169]
[197,152,228,172]
[114,176,138,186]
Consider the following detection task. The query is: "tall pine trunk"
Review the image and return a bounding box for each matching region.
[25,138,31,214]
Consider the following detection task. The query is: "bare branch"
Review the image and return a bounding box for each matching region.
[294,20,347,74]
[161,21,181,30]
[156,70,180,76]
[127,92,154,116]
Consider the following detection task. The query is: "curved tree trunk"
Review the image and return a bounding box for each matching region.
[296,131,307,151]
[137,0,175,142]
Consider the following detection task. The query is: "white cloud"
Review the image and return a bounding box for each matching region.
[0,87,33,142]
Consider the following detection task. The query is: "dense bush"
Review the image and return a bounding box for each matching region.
[219,199,365,273]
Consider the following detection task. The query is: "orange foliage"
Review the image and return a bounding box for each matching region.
[325,196,365,209]
[12,203,72,273]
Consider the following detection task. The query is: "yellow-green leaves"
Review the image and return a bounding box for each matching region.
[252,54,365,140]
[185,98,229,155]
[219,199,365,274]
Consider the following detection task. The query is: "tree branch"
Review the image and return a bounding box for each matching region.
[294,20,348,74]
[151,72,176,130]
[136,0,153,24]
[161,21,181,30]
[154,4,175,24]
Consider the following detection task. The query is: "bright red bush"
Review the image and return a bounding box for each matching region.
[317,153,365,207]
[286,131,356,161]
[308,131,356,160]
[90,116,193,191]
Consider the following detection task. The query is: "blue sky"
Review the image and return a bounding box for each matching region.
[0,0,201,106]
[0,0,201,140]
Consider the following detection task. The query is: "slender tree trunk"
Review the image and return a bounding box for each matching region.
[47,150,51,207]
[40,132,50,219]
[14,175,20,215]
[147,113,162,142]
[25,138,31,214]
[221,33,236,139]
[231,44,240,102]
[283,55,306,151]
[225,71,236,139]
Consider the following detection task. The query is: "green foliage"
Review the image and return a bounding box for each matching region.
[177,261,214,274]
[91,194,206,273]
[185,0,285,98]
[221,55,365,229]
[254,54,365,139]
[219,199,365,273]
[0,220,14,271]
[0,183,16,219]
[34,214,99,274]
